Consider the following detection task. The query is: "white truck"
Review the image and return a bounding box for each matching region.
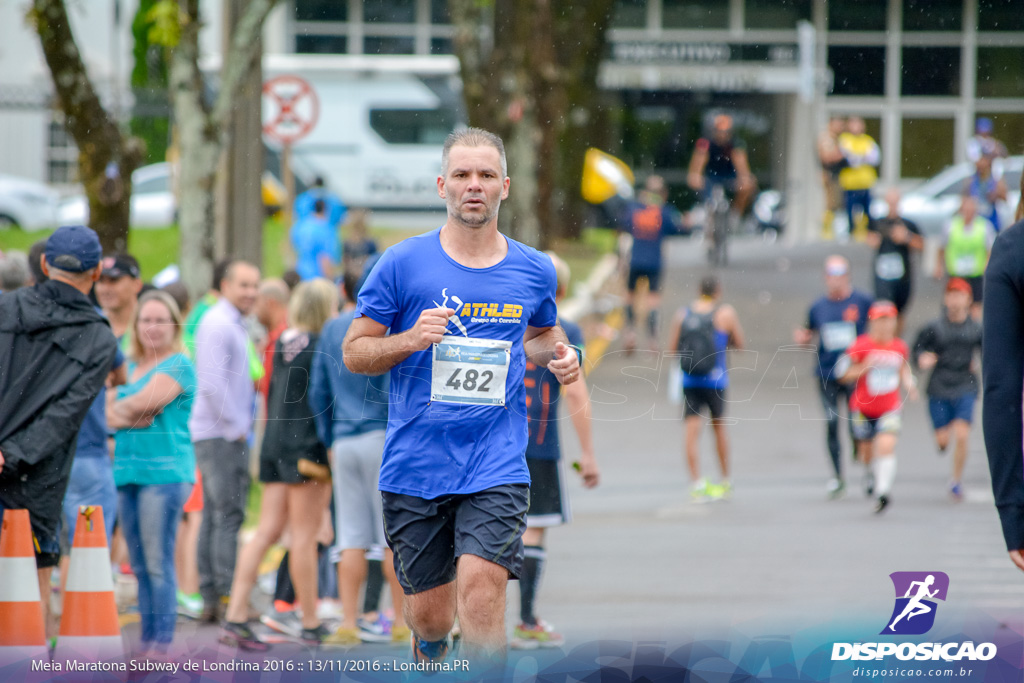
[260,53,463,211]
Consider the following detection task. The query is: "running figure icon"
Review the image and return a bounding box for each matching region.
[888,575,939,631]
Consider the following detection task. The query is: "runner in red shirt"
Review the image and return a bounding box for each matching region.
[839,301,918,513]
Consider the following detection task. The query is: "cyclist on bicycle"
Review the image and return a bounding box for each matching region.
[687,114,756,238]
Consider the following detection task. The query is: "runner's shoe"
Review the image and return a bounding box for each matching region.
[358,614,392,643]
[826,478,845,500]
[177,590,203,619]
[324,627,361,647]
[873,495,889,514]
[390,625,412,646]
[301,624,331,647]
[708,480,732,501]
[690,479,711,504]
[220,621,271,652]
[412,634,451,664]
[510,622,566,649]
[949,482,964,501]
[260,607,303,638]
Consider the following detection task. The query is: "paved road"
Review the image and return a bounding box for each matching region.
[539,234,1021,647]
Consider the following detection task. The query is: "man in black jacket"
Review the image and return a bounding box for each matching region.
[983,215,1024,573]
[0,225,119,630]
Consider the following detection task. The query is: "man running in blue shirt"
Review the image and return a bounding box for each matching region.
[343,128,581,666]
[794,256,872,498]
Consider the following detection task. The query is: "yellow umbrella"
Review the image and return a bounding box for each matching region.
[581,148,635,204]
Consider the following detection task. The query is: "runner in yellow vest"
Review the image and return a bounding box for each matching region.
[936,195,995,320]
[838,117,880,242]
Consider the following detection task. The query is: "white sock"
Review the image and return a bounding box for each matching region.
[872,455,897,496]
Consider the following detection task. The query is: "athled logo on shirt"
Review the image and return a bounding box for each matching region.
[831,571,997,662]
[433,286,522,332]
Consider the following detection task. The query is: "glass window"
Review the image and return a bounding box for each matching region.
[369,108,457,144]
[612,0,646,28]
[976,48,1024,98]
[295,0,347,22]
[431,0,450,24]
[295,35,349,54]
[364,36,416,54]
[902,0,961,31]
[430,38,453,55]
[901,47,960,96]
[745,0,811,29]
[977,113,1024,161]
[828,0,886,31]
[663,0,729,29]
[827,46,885,96]
[47,119,78,184]
[978,0,1024,31]
[364,0,416,23]
[902,118,955,178]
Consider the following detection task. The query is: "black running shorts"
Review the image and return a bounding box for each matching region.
[382,484,529,595]
[683,386,726,419]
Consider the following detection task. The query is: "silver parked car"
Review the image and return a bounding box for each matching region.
[58,163,177,229]
[0,174,61,231]
[870,156,1022,237]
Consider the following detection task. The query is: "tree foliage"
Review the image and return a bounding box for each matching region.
[29,0,145,253]
[449,0,617,248]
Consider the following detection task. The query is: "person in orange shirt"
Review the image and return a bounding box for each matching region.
[620,175,685,354]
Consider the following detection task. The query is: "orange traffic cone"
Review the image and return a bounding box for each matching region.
[55,506,123,663]
[0,509,48,667]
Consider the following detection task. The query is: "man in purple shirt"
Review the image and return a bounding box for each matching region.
[189,259,261,621]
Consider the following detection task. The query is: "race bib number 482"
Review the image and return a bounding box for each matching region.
[431,336,512,406]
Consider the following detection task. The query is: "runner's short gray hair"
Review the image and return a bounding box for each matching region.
[442,127,507,178]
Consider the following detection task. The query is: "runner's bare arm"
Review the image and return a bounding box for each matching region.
[564,376,599,488]
[720,305,746,350]
[524,325,580,385]
[342,307,454,376]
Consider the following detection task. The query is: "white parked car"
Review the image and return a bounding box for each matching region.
[58,162,176,229]
[871,156,1022,237]
[0,174,61,231]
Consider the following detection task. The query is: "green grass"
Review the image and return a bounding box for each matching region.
[0,219,431,282]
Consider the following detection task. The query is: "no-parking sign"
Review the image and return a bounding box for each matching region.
[262,75,319,145]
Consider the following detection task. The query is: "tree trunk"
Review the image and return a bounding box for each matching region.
[170,0,216,296]
[31,0,144,253]
[171,0,278,296]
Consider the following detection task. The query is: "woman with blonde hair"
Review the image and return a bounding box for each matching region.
[221,278,339,649]
[106,290,197,656]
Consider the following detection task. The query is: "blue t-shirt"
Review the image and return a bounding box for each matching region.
[355,228,558,498]
[113,353,197,487]
[309,310,390,444]
[524,318,584,462]
[625,201,682,271]
[75,343,125,459]
[294,188,347,227]
[806,290,873,378]
[292,215,341,281]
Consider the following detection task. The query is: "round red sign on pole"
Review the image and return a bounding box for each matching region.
[262,75,320,145]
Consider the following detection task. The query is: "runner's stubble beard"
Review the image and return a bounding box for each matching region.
[447,190,501,228]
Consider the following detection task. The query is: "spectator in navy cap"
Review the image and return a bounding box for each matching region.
[96,252,143,341]
[0,225,119,638]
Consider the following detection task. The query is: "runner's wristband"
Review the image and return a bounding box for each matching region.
[570,345,584,368]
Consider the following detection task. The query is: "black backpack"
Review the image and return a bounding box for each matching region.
[677,307,719,375]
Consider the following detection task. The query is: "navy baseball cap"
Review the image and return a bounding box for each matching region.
[976,117,993,133]
[45,225,102,273]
